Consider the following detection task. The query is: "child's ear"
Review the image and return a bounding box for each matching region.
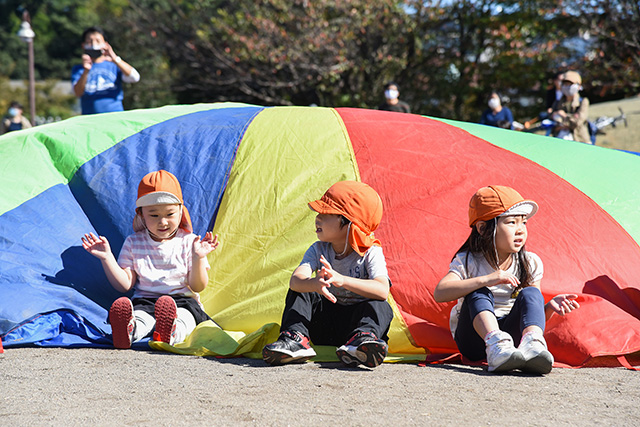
[475,221,486,234]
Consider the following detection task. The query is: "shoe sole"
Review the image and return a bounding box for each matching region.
[109,297,134,349]
[488,351,526,373]
[336,347,361,367]
[154,296,177,344]
[262,347,316,365]
[522,351,554,374]
[336,341,388,368]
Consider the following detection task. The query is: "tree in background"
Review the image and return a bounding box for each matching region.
[115,0,411,109]
[569,0,640,100]
[0,0,637,122]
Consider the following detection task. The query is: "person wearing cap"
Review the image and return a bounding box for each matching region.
[82,170,219,349]
[1,101,32,134]
[549,70,591,143]
[262,181,394,368]
[433,185,579,374]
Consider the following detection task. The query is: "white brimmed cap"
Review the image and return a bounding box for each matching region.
[499,200,538,219]
[136,191,182,208]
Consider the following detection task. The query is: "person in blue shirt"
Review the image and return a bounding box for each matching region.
[71,27,140,115]
[480,92,514,129]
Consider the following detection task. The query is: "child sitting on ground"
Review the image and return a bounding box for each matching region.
[433,185,579,374]
[263,181,394,368]
[82,170,219,348]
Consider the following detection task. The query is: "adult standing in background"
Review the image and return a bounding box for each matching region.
[72,26,140,115]
[545,72,564,114]
[378,82,411,113]
[550,71,590,144]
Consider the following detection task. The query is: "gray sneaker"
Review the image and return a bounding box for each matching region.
[485,330,525,372]
[518,331,554,374]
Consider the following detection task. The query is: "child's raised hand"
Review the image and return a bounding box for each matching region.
[81,232,112,260]
[316,255,340,303]
[548,294,580,316]
[318,255,345,287]
[490,270,520,289]
[193,232,219,258]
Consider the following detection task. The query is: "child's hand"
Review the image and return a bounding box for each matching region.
[489,270,520,288]
[315,255,342,303]
[193,232,219,259]
[82,233,113,260]
[548,294,580,316]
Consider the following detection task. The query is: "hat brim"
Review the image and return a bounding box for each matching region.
[499,200,538,219]
[136,191,182,208]
[308,199,346,216]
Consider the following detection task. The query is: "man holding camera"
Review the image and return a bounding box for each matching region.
[71,26,140,115]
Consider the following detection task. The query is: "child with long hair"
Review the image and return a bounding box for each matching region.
[82,170,219,349]
[434,185,579,374]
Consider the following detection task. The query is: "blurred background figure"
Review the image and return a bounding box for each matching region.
[549,71,591,144]
[480,91,513,129]
[378,82,411,113]
[72,26,140,115]
[545,71,565,114]
[1,101,32,134]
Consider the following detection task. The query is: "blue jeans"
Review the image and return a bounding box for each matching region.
[454,286,546,361]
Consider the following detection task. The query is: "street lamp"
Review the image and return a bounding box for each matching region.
[17,10,36,126]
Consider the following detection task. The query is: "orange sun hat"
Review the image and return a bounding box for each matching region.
[468,185,538,227]
[308,180,383,256]
[133,170,193,232]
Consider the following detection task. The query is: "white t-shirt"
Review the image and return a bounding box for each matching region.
[299,241,388,305]
[447,251,543,336]
[117,229,210,303]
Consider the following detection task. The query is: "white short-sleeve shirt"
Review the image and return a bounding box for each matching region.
[447,251,543,336]
[117,229,210,303]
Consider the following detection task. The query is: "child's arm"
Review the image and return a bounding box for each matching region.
[318,255,389,301]
[290,263,339,303]
[433,270,520,303]
[188,232,219,293]
[544,294,580,320]
[82,232,136,293]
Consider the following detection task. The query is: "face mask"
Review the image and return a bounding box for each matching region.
[384,89,399,100]
[83,43,105,60]
[562,83,580,96]
[8,108,19,117]
[488,98,500,110]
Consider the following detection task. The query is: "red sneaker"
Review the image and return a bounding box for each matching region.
[153,296,178,345]
[109,297,135,349]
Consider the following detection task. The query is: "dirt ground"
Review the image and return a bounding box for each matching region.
[2,97,640,426]
[1,347,639,426]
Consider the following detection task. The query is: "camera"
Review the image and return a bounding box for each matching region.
[84,48,103,60]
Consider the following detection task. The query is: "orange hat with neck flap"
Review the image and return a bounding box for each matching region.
[133,170,193,233]
[308,181,383,256]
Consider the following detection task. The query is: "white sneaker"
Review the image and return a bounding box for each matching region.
[485,330,525,372]
[518,331,554,374]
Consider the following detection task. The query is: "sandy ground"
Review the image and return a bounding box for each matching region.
[2,97,640,426]
[1,347,639,426]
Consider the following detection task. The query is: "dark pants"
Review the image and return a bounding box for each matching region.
[454,286,546,361]
[280,289,394,346]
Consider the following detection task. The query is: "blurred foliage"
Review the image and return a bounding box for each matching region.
[0,77,77,121]
[0,0,638,123]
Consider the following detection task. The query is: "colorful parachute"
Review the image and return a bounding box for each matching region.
[1,103,639,367]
